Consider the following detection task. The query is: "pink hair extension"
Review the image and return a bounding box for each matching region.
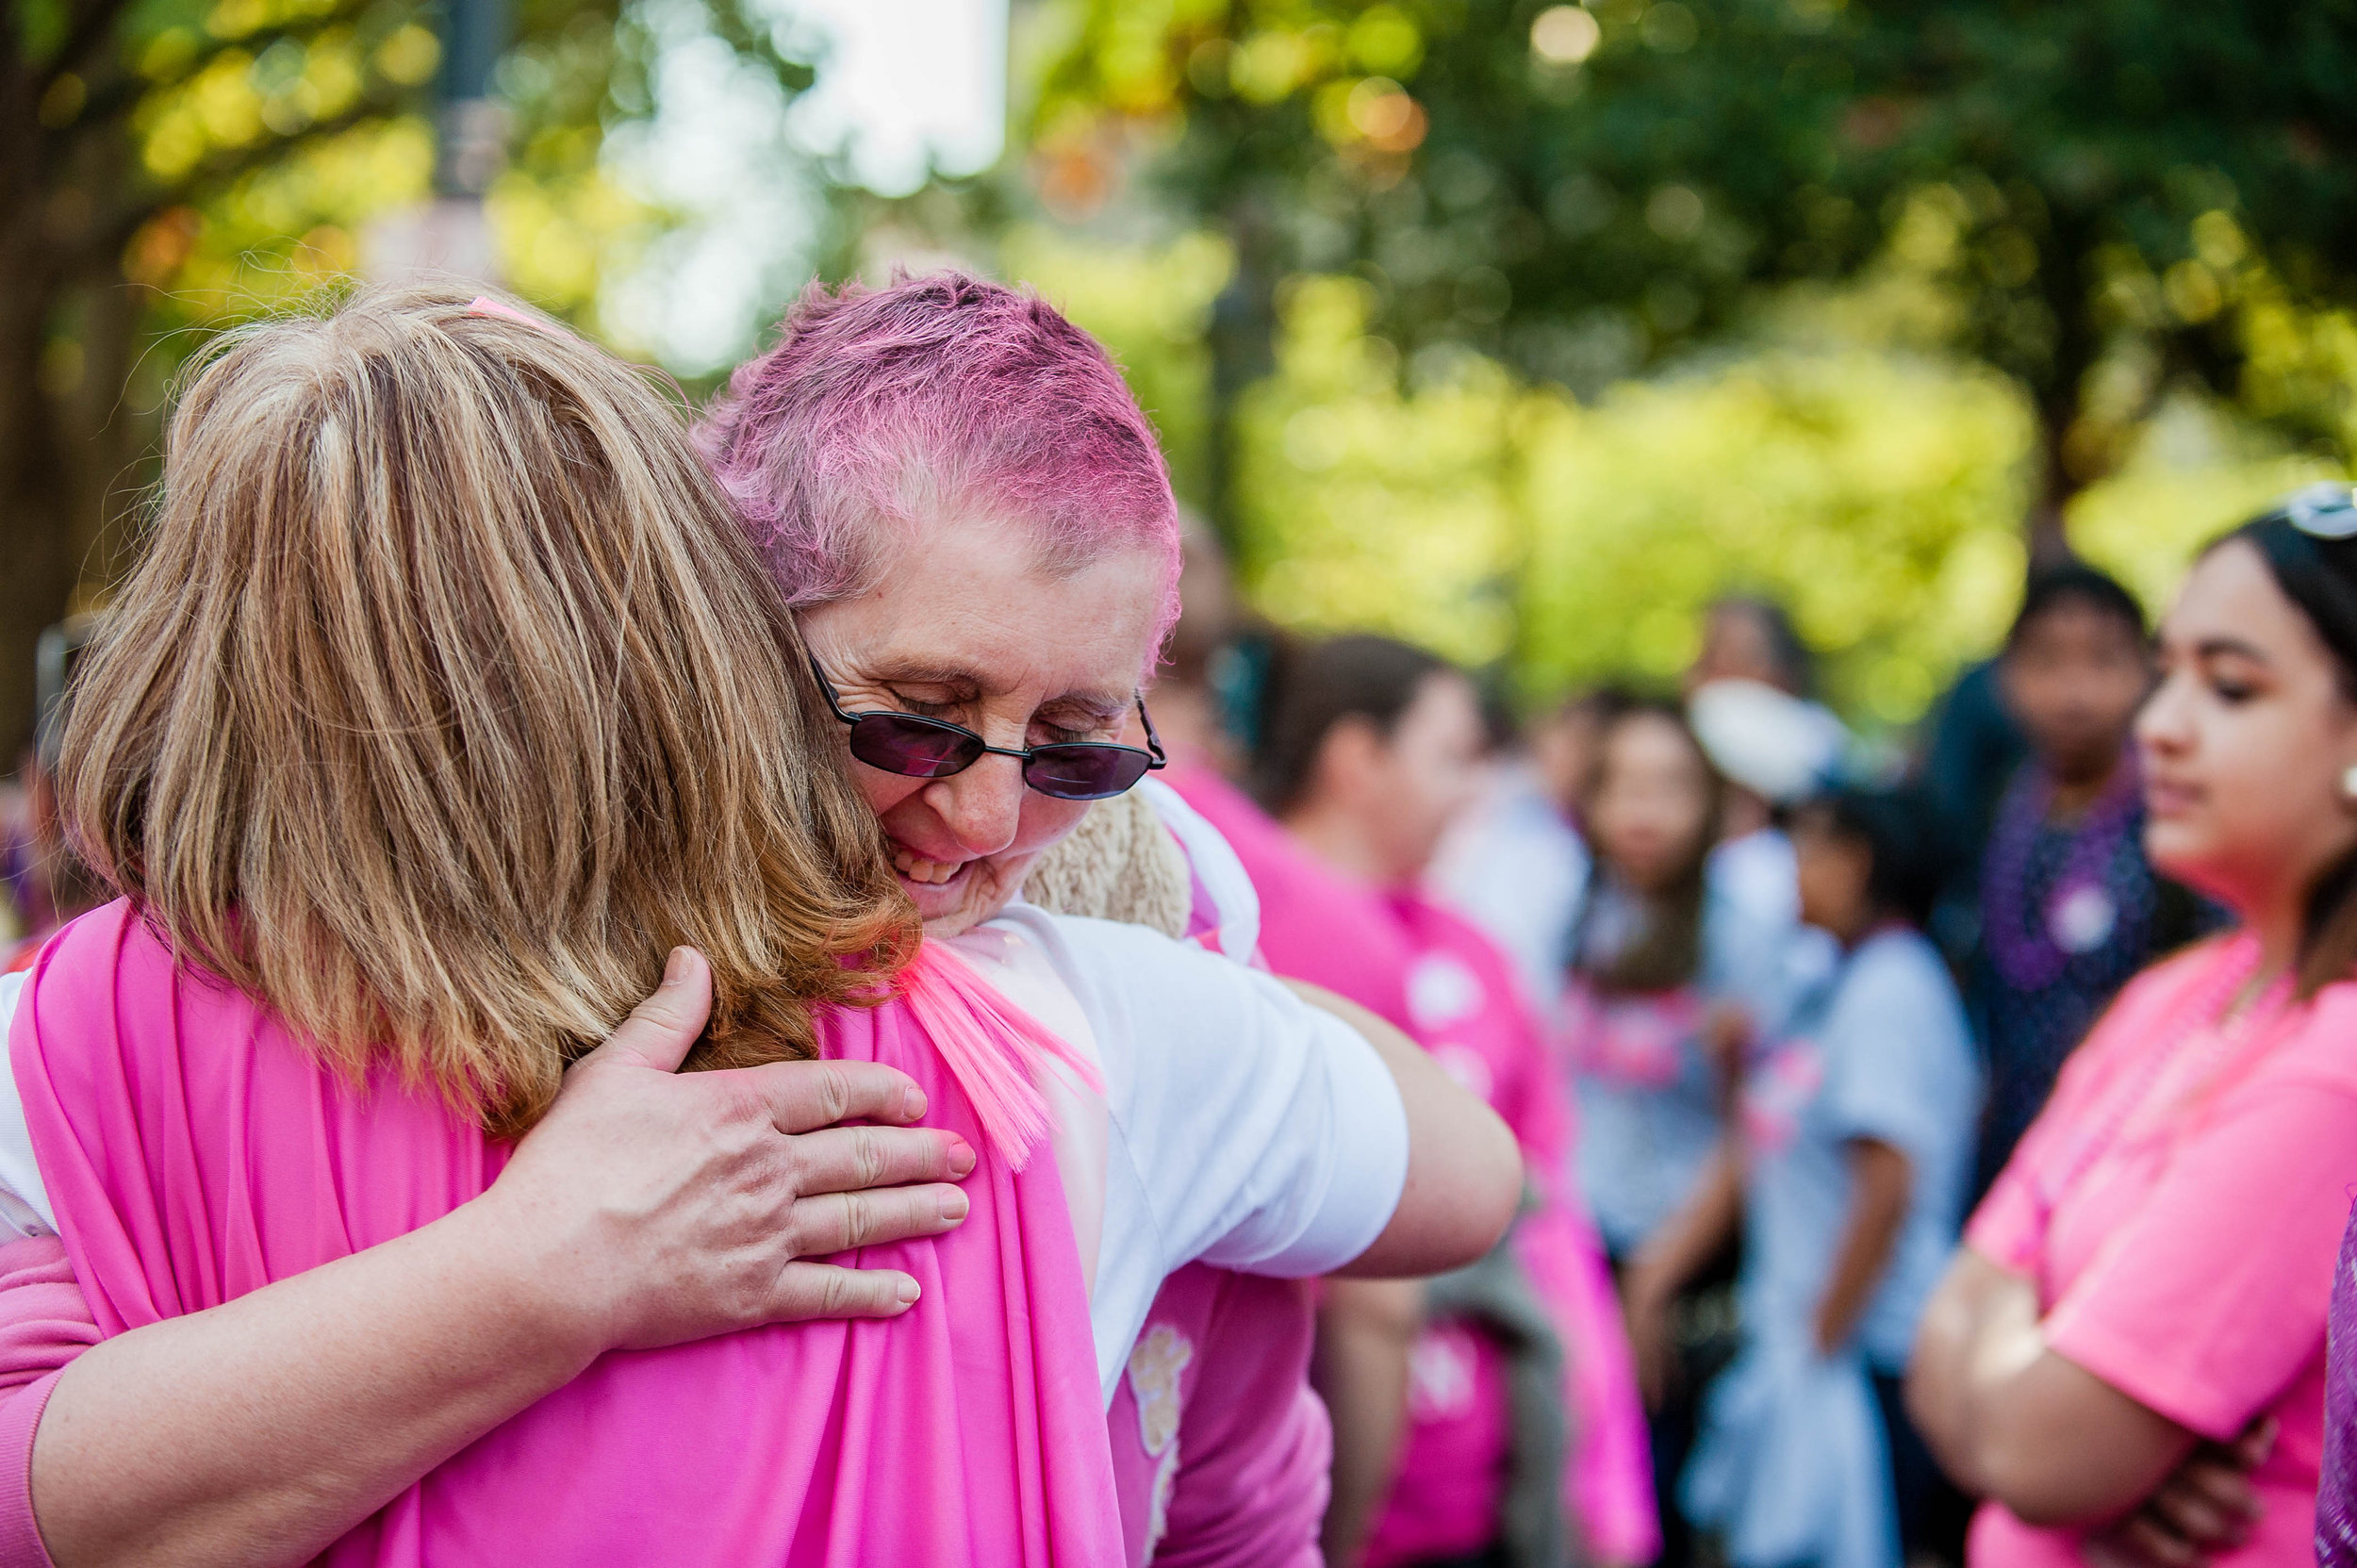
[696,272,1182,650]
[899,941,1105,1169]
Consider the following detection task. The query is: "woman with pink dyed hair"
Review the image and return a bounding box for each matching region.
[695,272,1529,1565]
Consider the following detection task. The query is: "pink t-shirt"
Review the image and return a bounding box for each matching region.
[1965,934,2357,1567]
[1364,1320,1514,1565]
[1160,761,1420,1032]
[1,903,1124,1568]
[1105,1264,1328,1568]
[1370,895,1658,1568]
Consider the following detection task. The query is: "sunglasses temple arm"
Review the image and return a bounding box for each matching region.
[1136,696,1168,767]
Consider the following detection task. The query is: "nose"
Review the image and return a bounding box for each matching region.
[2134,670,2190,757]
[920,756,1027,858]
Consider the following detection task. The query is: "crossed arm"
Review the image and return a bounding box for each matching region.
[1905,1248,2197,1528]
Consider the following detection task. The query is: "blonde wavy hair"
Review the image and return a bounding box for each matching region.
[58,286,918,1137]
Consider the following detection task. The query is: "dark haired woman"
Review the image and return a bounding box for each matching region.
[1910,485,2357,1568]
[1635,788,1979,1568]
[1970,564,2211,1191]
[1257,635,1656,1568]
[1564,705,1792,1263]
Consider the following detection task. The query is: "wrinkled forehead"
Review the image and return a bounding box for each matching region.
[805,511,1169,702]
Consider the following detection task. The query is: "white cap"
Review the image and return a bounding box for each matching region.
[1687,678,1849,804]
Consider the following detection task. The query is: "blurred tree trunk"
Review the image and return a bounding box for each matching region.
[2023,406,2080,571]
[0,0,420,759]
[2020,210,2109,571]
[1203,193,1278,557]
[1,0,142,759]
[0,116,85,764]
[0,306,75,767]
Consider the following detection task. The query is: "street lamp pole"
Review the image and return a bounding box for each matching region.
[436,0,509,202]
[364,0,509,284]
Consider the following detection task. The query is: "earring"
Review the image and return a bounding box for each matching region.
[2344,764,2357,801]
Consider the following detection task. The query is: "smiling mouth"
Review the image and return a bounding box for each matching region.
[892,846,971,887]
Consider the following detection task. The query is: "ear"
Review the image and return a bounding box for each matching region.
[1310,715,1388,803]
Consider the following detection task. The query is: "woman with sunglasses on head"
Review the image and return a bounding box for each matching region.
[0,287,1519,1568]
[1907,484,2357,1568]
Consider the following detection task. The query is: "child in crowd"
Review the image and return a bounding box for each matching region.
[1635,787,1981,1568]
[1261,635,1656,1568]
[1559,700,1790,1564]
[1565,701,1794,1260]
[1970,565,2206,1191]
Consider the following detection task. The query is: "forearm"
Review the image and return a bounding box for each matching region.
[1282,982,1521,1279]
[1314,1279,1421,1568]
[1906,1249,2193,1526]
[33,1199,593,1568]
[1812,1139,1910,1356]
[1626,1140,1741,1305]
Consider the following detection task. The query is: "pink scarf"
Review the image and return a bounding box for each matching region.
[8,900,1120,1567]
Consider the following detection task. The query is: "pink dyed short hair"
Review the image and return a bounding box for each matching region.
[698,272,1181,645]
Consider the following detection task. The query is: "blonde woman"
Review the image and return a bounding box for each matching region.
[0,289,1515,1567]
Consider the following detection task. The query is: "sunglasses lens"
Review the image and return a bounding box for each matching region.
[1023,745,1153,801]
[849,715,982,779]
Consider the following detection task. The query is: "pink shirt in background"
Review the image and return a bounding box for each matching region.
[1168,761,1658,1565]
[1106,1264,1329,1568]
[1965,934,2357,1568]
[1376,894,1657,1568]
[1161,761,1420,1033]
[1102,784,1329,1568]
[1364,1320,1514,1566]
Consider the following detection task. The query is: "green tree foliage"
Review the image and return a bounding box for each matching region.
[1029,0,2357,554]
[5,0,437,751]
[1026,237,2319,725]
[1219,270,2035,719]
[0,0,818,752]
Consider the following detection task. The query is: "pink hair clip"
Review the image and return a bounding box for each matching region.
[466,294,559,335]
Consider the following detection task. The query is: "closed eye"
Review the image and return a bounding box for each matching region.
[1034,720,1113,746]
[887,692,964,719]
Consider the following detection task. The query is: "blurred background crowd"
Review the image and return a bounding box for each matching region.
[6,0,2357,1564]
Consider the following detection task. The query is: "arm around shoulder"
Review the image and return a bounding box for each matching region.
[1281,981,1521,1279]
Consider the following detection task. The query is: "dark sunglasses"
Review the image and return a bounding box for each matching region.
[809,657,1166,801]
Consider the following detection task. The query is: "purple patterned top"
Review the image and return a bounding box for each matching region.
[2317,1197,2357,1564]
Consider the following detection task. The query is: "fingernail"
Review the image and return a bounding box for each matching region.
[663,948,690,985]
[901,1084,928,1121]
[939,1190,970,1223]
[946,1137,975,1178]
[897,1277,921,1305]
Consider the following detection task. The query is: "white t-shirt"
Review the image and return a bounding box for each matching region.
[1137,777,1261,960]
[0,912,1409,1403]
